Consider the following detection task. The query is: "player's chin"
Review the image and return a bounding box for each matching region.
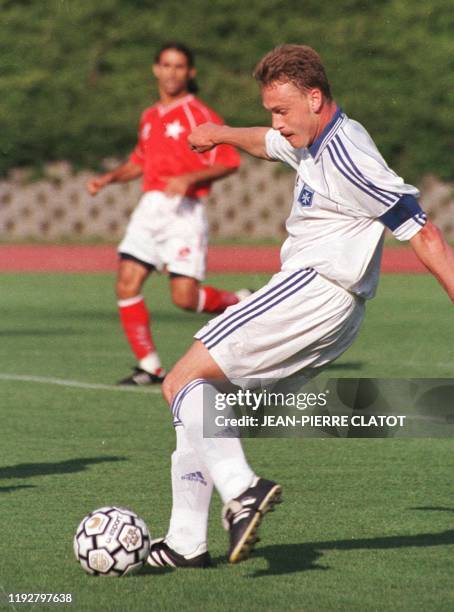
[164,82,187,96]
[284,134,304,148]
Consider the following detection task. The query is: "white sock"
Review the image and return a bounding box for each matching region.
[139,352,163,374]
[165,426,213,557]
[196,288,206,313]
[173,380,255,503]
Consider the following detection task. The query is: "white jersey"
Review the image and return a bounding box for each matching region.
[265,108,426,299]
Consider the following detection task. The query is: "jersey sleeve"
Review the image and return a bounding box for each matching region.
[128,114,146,168]
[265,129,301,171]
[331,124,426,241]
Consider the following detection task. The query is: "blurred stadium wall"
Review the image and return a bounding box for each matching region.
[0,158,452,242]
[2,3,453,243]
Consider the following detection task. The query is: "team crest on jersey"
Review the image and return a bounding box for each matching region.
[165,119,185,140]
[297,183,315,207]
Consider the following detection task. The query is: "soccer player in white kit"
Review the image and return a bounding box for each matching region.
[146,45,454,568]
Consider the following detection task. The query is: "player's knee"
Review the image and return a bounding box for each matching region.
[162,374,177,405]
[115,277,140,300]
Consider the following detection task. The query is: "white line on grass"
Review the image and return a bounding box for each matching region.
[0,373,162,394]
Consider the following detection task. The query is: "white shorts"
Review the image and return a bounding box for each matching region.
[195,268,365,381]
[118,191,209,281]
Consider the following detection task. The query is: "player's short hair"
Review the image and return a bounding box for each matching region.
[253,45,332,100]
[155,41,198,93]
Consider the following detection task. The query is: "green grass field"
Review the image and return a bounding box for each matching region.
[0,272,453,611]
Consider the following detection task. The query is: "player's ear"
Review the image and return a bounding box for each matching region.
[308,88,323,113]
[189,67,196,80]
[152,63,160,79]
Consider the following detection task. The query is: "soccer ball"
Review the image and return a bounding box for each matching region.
[74,506,151,576]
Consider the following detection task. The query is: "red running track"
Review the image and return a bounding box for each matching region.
[0,244,428,274]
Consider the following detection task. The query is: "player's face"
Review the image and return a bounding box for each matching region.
[153,49,195,98]
[262,81,322,149]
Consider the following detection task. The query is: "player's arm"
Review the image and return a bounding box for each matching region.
[189,122,271,160]
[86,160,143,196]
[409,221,454,303]
[163,164,237,197]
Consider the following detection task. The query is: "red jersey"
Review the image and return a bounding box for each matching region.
[129,94,240,198]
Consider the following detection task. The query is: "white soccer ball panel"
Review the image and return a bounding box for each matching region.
[118,524,143,552]
[73,535,79,560]
[113,548,136,571]
[97,513,128,552]
[88,549,115,574]
[111,509,135,524]
[78,557,95,575]
[84,512,110,536]
[137,539,150,562]
[134,516,151,539]
[75,531,94,558]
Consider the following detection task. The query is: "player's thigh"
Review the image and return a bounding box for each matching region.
[169,274,200,310]
[163,340,226,404]
[117,192,163,271]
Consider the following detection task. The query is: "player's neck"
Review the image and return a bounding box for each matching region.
[313,100,338,141]
[158,89,191,107]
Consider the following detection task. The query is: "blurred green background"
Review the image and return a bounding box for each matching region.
[1,0,453,182]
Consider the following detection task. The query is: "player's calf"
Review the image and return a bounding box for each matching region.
[197,286,252,314]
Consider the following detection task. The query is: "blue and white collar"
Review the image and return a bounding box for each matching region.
[308,106,344,160]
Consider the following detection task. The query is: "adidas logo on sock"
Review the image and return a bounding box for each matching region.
[181,471,207,486]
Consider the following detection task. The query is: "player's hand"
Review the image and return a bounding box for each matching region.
[162,175,192,196]
[188,122,219,153]
[86,177,109,196]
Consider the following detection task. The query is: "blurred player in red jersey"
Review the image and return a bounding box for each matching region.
[87,42,246,385]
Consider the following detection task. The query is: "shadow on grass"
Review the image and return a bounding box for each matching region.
[323,361,363,371]
[33,309,175,322]
[411,506,454,514]
[246,529,454,576]
[137,522,454,577]
[139,559,220,577]
[0,484,35,493]
[0,456,126,480]
[140,565,176,576]
[0,329,77,337]
[138,508,454,577]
